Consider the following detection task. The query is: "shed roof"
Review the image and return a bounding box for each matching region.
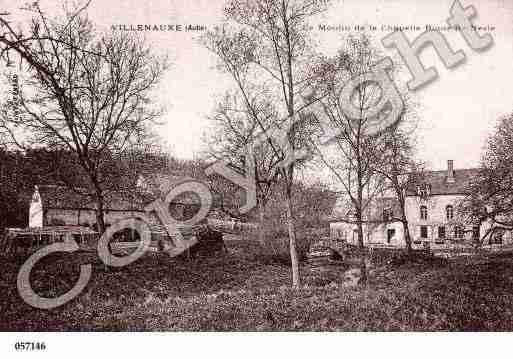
[35,176,221,212]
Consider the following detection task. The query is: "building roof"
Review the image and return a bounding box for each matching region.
[328,162,480,223]
[35,185,150,211]
[35,176,221,212]
[406,168,480,196]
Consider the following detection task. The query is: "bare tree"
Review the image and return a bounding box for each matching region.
[203,0,329,287]
[205,91,281,244]
[0,103,19,148]
[459,113,513,244]
[311,35,402,283]
[1,3,168,234]
[374,125,423,254]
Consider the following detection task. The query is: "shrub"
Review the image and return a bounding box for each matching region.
[189,226,226,257]
[112,228,141,242]
[49,218,66,226]
[244,224,328,265]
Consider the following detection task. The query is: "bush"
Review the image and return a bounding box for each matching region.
[189,226,225,257]
[112,228,141,242]
[245,224,328,265]
[49,218,66,226]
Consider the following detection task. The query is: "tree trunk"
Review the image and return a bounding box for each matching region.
[398,188,412,255]
[258,201,266,246]
[401,195,412,254]
[94,193,106,235]
[95,193,109,272]
[285,179,300,288]
[356,178,367,285]
[402,219,412,254]
[356,214,367,285]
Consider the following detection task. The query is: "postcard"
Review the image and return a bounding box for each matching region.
[1,0,512,357]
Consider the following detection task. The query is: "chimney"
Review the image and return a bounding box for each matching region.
[447,160,455,183]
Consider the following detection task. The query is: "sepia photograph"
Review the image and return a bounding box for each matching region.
[0,0,513,356]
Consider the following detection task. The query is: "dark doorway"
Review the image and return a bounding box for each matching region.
[420,225,428,239]
[387,228,395,244]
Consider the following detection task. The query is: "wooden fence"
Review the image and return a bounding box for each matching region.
[1,226,99,255]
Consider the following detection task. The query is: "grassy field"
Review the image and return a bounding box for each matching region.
[1,241,513,331]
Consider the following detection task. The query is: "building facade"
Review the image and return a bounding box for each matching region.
[330,160,513,248]
[28,176,218,230]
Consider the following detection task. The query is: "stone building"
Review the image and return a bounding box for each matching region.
[330,160,513,248]
[28,184,153,229]
[28,176,219,230]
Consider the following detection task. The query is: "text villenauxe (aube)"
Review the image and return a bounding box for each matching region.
[111,24,206,32]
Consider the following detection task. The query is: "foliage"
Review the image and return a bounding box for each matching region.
[0,146,174,230]
[459,113,513,239]
[262,181,337,229]
[311,35,388,229]
[203,0,332,287]
[243,181,336,264]
[0,148,74,229]
[204,91,281,222]
[3,242,513,331]
[246,227,327,265]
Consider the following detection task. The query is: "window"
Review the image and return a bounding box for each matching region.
[418,183,432,198]
[438,226,446,239]
[383,207,393,222]
[387,229,396,244]
[420,205,428,220]
[454,226,465,239]
[472,226,480,241]
[446,205,454,220]
[420,225,428,239]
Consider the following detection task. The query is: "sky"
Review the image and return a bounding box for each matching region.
[2,0,513,172]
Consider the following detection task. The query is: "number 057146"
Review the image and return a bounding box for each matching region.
[14,342,47,351]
